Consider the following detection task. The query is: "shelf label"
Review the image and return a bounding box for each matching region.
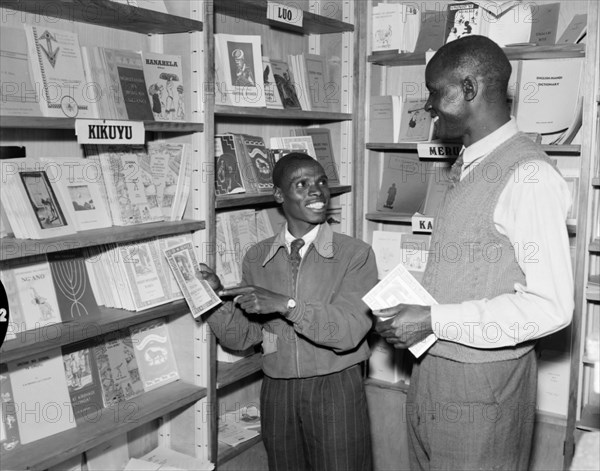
[267,2,303,28]
[417,143,463,159]
[75,120,145,145]
[412,213,433,233]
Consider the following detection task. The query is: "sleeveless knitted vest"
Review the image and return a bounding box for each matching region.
[422,132,558,363]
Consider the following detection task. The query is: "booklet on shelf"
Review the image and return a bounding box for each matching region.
[362,263,437,358]
[163,242,221,318]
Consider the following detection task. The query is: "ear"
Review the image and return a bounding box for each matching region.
[462,75,478,102]
[273,186,284,204]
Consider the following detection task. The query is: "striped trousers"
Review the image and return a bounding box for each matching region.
[261,364,372,471]
[407,350,537,471]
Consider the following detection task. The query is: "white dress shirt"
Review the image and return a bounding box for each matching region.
[285,224,319,259]
[431,118,574,348]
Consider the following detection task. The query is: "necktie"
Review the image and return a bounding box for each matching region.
[448,150,464,184]
[289,238,305,288]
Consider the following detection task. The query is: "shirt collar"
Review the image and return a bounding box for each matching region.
[462,117,519,171]
[262,223,334,266]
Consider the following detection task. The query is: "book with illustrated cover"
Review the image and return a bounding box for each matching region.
[291,128,340,184]
[86,145,161,226]
[214,33,266,108]
[48,249,100,321]
[129,319,179,391]
[104,332,145,399]
[0,158,77,240]
[8,349,75,444]
[136,150,164,222]
[24,25,92,118]
[163,242,221,318]
[269,58,302,110]
[270,135,317,161]
[262,57,284,110]
[102,48,154,121]
[0,364,20,452]
[94,332,144,406]
[93,341,124,406]
[142,51,185,121]
[0,25,41,117]
[238,134,274,193]
[397,98,433,142]
[147,141,189,220]
[10,256,63,330]
[118,239,170,310]
[40,157,113,232]
[215,134,246,195]
[376,154,429,215]
[61,342,103,422]
[444,2,488,44]
[155,234,190,301]
[371,3,403,53]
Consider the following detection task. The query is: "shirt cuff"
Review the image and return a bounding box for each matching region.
[283,301,305,324]
[430,303,461,340]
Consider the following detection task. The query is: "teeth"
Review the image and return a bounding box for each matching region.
[307,202,325,209]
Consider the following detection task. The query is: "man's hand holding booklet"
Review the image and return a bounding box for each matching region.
[362,263,437,358]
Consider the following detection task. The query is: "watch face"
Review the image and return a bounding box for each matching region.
[61,95,79,118]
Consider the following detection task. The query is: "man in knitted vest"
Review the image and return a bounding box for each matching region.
[374,35,574,470]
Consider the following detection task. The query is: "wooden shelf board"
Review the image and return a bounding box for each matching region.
[216,185,351,210]
[3,0,202,34]
[587,275,600,302]
[1,380,207,471]
[0,301,191,363]
[577,404,600,432]
[0,116,203,133]
[214,0,353,34]
[217,353,263,389]
[0,219,204,261]
[364,377,410,393]
[536,409,568,426]
[366,142,581,155]
[215,106,352,122]
[365,212,413,224]
[217,434,263,466]
[369,44,586,66]
[589,238,600,253]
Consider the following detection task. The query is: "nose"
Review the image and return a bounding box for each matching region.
[308,181,323,195]
[424,97,433,112]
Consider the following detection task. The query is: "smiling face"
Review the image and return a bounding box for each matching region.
[274,159,330,237]
[425,61,469,141]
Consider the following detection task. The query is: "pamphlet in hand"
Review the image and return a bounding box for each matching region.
[163,242,221,318]
[362,263,437,358]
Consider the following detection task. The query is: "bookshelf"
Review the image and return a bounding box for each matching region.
[0,1,212,469]
[565,1,600,467]
[359,1,600,470]
[204,0,361,466]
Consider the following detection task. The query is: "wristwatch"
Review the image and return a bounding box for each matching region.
[286,298,297,311]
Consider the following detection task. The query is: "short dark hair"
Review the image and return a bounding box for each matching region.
[430,35,512,100]
[271,152,324,187]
